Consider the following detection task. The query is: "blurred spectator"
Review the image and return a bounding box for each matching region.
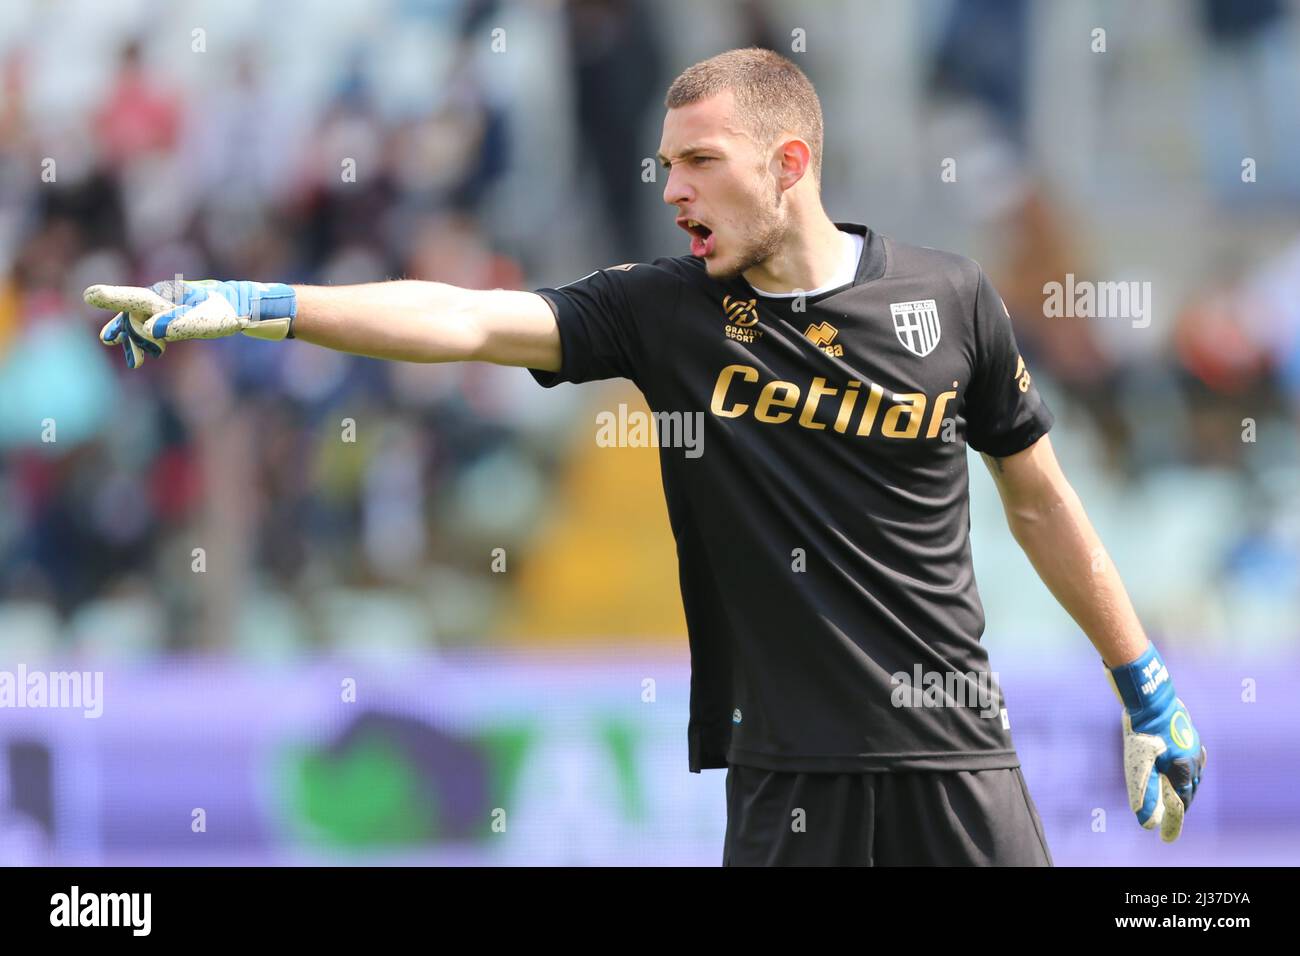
[92,41,181,172]
[1196,0,1300,204]
[564,0,665,262]
[927,0,1029,148]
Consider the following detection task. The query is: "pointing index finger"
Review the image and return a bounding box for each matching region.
[83,284,175,316]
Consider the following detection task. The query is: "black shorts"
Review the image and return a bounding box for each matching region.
[722,764,1054,866]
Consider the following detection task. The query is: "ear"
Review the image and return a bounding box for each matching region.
[775,137,813,191]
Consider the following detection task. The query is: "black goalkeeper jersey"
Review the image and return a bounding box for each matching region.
[528,222,1054,773]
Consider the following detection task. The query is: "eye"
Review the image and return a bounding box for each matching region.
[692,156,714,166]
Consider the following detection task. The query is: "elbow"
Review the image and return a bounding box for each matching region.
[427,295,488,364]
[1002,484,1078,542]
[1003,509,1034,548]
[1005,499,1048,530]
[460,314,492,364]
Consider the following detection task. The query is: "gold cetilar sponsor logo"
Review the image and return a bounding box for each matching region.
[804,321,843,357]
[722,295,762,343]
[710,364,959,439]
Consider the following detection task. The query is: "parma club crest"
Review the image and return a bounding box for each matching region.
[889,299,941,357]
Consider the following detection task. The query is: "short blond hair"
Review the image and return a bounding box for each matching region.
[665,47,824,183]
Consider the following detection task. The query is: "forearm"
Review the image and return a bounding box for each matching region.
[1004,482,1148,668]
[290,281,487,363]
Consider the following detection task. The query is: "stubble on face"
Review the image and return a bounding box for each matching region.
[705,169,788,280]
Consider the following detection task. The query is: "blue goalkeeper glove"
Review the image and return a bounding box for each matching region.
[86,279,297,370]
[1105,643,1207,842]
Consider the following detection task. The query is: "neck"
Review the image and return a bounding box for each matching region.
[742,203,844,294]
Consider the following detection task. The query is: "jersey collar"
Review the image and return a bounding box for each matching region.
[726,221,886,303]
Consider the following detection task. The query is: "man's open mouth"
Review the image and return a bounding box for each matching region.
[678,217,716,257]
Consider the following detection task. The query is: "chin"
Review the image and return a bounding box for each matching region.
[702,253,742,280]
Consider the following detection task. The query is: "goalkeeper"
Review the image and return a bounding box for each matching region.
[85,48,1205,864]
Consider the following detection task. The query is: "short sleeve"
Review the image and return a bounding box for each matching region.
[965,268,1054,456]
[528,262,676,388]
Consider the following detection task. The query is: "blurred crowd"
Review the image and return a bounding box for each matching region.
[0,1,588,653]
[0,0,1297,656]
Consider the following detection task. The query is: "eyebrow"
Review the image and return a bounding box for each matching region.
[656,145,718,166]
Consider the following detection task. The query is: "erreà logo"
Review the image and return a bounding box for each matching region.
[722,294,761,343]
[804,321,843,357]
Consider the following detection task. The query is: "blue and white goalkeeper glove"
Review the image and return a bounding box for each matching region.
[1105,643,1207,842]
[86,279,297,369]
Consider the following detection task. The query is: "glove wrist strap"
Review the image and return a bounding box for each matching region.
[252,282,297,322]
[1106,642,1175,715]
[244,281,297,340]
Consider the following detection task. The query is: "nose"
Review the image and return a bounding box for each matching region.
[662,166,691,207]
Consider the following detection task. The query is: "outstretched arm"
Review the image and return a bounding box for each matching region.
[291,281,561,370]
[85,278,562,372]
